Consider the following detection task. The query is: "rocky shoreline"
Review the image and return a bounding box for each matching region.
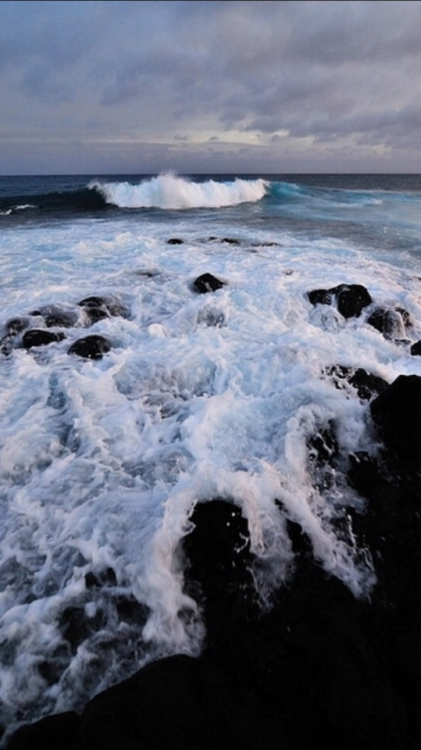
[6,367,421,749]
[5,281,421,749]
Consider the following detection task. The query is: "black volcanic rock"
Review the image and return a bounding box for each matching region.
[370,373,421,466]
[5,317,29,335]
[68,335,111,360]
[326,365,389,400]
[192,274,226,294]
[22,329,66,349]
[44,311,78,328]
[410,340,421,356]
[78,296,129,324]
[181,499,256,616]
[6,489,418,750]
[307,288,333,306]
[367,306,403,338]
[334,283,371,318]
[28,306,79,329]
[6,712,79,750]
[77,296,106,309]
[307,283,372,319]
[0,317,30,355]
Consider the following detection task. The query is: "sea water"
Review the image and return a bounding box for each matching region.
[0,172,421,742]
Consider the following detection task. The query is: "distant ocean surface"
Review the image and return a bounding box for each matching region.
[1,172,421,743]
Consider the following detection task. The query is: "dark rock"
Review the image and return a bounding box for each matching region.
[306,420,340,493]
[179,498,408,750]
[326,365,389,400]
[367,307,394,335]
[84,568,117,589]
[5,317,29,336]
[167,238,184,244]
[59,605,106,656]
[78,296,129,322]
[196,308,225,327]
[6,712,79,750]
[370,373,421,466]
[366,306,408,339]
[71,655,237,750]
[6,478,421,749]
[68,335,111,360]
[22,329,66,349]
[181,499,255,611]
[332,284,372,319]
[410,340,421,356]
[135,269,160,278]
[307,288,333,306]
[114,594,149,625]
[208,237,241,245]
[0,337,13,356]
[308,420,339,467]
[0,318,30,355]
[44,311,78,328]
[78,296,106,309]
[347,450,383,498]
[80,306,109,325]
[106,302,129,319]
[192,274,226,294]
[28,306,78,329]
[396,306,412,327]
[307,283,372,319]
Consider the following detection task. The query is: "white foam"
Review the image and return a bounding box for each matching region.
[90,173,268,209]
[1,184,421,741]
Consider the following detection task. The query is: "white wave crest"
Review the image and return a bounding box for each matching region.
[0,204,38,215]
[89,173,268,210]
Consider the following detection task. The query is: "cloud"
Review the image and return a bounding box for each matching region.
[0,0,420,173]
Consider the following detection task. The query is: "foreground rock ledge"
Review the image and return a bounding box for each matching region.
[6,378,421,750]
[6,502,421,750]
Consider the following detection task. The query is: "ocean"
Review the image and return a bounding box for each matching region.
[1,171,421,744]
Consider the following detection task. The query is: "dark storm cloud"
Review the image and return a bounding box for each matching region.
[0,0,420,173]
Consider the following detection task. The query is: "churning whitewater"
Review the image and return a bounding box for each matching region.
[1,172,421,743]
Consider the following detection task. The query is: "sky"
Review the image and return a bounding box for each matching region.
[0,0,420,175]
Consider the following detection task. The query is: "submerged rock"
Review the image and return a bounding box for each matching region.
[0,317,30,355]
[44,311,79,328]
[29,306,79,329]
[78,296,129,323]
[5,317,29,336]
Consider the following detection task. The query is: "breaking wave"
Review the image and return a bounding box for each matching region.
[90,173,268,210]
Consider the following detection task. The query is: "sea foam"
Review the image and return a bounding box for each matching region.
[1,173,421,743]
